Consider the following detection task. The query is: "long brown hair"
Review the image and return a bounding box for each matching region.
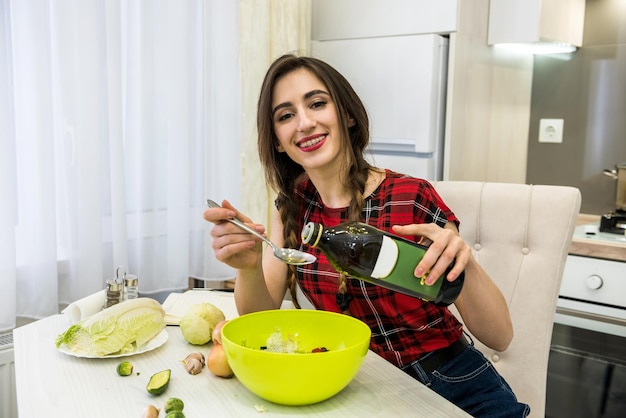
[256,54,373,309]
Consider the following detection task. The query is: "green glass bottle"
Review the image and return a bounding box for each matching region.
[301,221,464,305]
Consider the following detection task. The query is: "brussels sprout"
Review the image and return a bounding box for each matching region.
[164,397,184,413]
[165,411,185,418]
[116,361,133,376]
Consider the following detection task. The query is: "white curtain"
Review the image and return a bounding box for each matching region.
[0,0,240,332]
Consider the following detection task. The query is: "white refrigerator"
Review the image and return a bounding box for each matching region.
[312,34,449,180]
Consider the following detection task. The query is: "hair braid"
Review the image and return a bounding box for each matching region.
[334,161,370,313]
[276,192,303,309]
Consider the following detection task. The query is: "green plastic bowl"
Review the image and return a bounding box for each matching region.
[221,309,371,406]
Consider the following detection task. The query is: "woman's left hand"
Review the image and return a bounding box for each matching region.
[391,222,469,285]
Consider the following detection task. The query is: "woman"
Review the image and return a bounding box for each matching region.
[204,54,530,417]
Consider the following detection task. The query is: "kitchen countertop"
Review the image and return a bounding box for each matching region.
[569,214,626,262]
[13,290,471,418]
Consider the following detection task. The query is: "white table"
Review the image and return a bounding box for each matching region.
[13,290,471,417]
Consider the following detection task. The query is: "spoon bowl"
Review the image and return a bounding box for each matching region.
[206,199,316,266]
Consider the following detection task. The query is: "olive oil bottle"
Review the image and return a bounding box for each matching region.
[301,221,464,305]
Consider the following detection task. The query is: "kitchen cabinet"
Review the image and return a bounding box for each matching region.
[488,0,585,48]
[312,0,458,40]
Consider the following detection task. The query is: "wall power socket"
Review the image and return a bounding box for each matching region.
[539,119,564,143]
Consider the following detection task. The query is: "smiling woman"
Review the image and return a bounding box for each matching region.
[0,0,240,331]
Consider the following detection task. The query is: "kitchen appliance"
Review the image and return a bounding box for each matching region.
[615,163,626,211]
[546,226,626,418]
[488,0,585,54]
[600,163,626,234]
[600,211,626,234]
[312,34,449,181]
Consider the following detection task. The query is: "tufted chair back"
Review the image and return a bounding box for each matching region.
[431,181,581,418]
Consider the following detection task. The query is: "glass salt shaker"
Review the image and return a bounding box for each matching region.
[124,274,139,300]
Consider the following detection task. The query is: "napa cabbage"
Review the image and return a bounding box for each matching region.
[55,297,166,356]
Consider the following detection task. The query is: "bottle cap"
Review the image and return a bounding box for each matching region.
[301,222,322,246]
[124,274,138,287]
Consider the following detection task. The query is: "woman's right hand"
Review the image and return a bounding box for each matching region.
[203,199,266,271]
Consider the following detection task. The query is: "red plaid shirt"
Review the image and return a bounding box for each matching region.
[293,170,464,368]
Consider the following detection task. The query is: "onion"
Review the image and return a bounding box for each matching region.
[211,319,229,345]
[207,343,233,378]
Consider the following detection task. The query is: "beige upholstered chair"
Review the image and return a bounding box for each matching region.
[431,181,581,418]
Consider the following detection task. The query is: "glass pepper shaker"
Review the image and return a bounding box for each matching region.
[105,278,123,308]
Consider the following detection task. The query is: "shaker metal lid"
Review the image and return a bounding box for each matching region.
[106,280,123,291]
[124,274,138,286]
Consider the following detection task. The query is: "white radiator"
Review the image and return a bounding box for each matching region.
[0,332,17,418]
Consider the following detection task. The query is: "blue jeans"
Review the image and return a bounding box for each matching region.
[402,341,530,417]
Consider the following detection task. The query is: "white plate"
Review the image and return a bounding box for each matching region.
[58,329,169,359]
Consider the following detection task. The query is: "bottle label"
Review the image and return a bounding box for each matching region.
[369,235,443,300]
[371,236,398,278]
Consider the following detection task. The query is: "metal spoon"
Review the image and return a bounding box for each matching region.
[206,199,316,266]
